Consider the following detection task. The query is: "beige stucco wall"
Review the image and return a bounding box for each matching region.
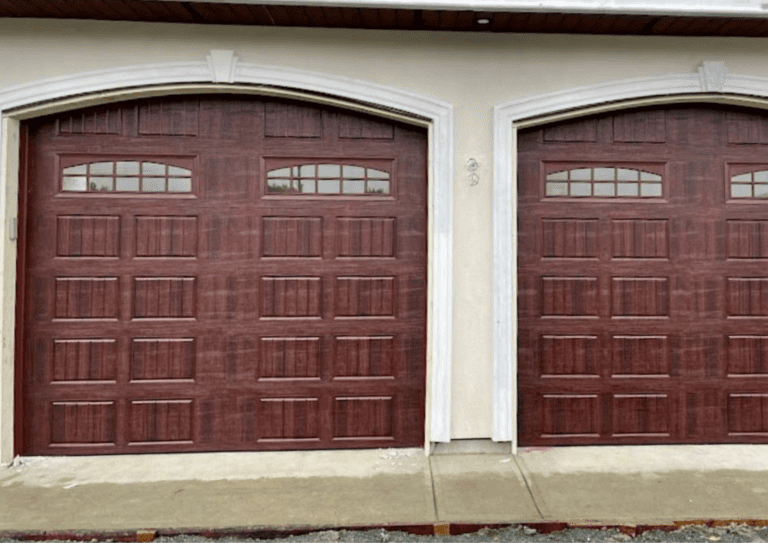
[4,18,768,451]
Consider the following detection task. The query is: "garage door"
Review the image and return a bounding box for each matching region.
[20,95,427,454]
[518,105,768,445]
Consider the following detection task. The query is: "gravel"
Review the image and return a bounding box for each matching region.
[1,524,767,543]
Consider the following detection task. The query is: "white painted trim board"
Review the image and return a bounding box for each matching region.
[0,52,455,462]
[492,61,768,450]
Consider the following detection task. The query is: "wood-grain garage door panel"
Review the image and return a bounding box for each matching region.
[21,95,427,454]
[518,105,768,445]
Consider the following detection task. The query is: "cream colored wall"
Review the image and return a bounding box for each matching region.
[4,18,768,444]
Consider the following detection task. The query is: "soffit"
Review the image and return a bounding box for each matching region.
[1,0,768,35]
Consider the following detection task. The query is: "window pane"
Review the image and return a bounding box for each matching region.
[732,184,752,198]
[318,180,341,194]
[267,179,292,193]
[90,177,114,191]
[593,182,615,196]
[570,182,592,196]
[617,168,639,181]
[732,173,752,183]
[298,180,316,193]
[63,176,87,191]
[89,162,113,175]
[63,164,87,175]
[268,168,290,178]
[343,180,366,194]
[546,182,568,196]
[755,184,768,198]
[142,178,165,192]
[168,178,192,192]
[546,170,568,181]
[142,162,166,176]
[641,183,662,197]
[116,177,140,191]
[570,168,592,181]
[299,164,316,178]
[617,183,639,196]
[317,164,341,178]
[342,165,365,178]
[593,168,616,181]
[640,172,662,182]
[367,168,390,179]
[367,180,390,194]
[168,166,191,176]
[116,161,140,175]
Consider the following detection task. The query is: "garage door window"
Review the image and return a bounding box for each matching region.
[61,160,193,193]
[545,165,663,198]
[729,165,768,199]
[266,162,391,195]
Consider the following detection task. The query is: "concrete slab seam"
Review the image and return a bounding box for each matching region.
[427,456,441,522]
[513,454,549,520]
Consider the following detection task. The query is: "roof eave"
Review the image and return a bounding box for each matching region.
[153,0,768,18]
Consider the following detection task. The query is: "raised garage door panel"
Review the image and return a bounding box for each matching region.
[518,105,768,445]
[22,96,427,454]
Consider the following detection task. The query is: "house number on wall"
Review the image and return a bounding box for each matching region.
[467,158,480,186]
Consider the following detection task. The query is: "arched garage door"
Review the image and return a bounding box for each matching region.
[20,95,427,455]
[518,105,768,445]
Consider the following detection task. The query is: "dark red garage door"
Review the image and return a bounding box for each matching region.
[20,95,427,454]
[518,105,768,445]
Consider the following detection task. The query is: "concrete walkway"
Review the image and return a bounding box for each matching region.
[2,445,768,535]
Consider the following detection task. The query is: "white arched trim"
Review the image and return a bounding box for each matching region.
[0,52,454,462]
[492,62,768,451]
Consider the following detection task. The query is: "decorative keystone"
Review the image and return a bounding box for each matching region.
[207,49,238,83]
[698,61,728,92]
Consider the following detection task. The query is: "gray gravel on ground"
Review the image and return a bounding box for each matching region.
[1,523,767,543]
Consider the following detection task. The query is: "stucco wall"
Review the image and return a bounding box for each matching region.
[3,18,768,447]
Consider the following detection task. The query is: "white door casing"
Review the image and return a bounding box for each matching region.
[0,51,455,462]
[492,61,768,450]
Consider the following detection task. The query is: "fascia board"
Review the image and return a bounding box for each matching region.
[154,0,768,18]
